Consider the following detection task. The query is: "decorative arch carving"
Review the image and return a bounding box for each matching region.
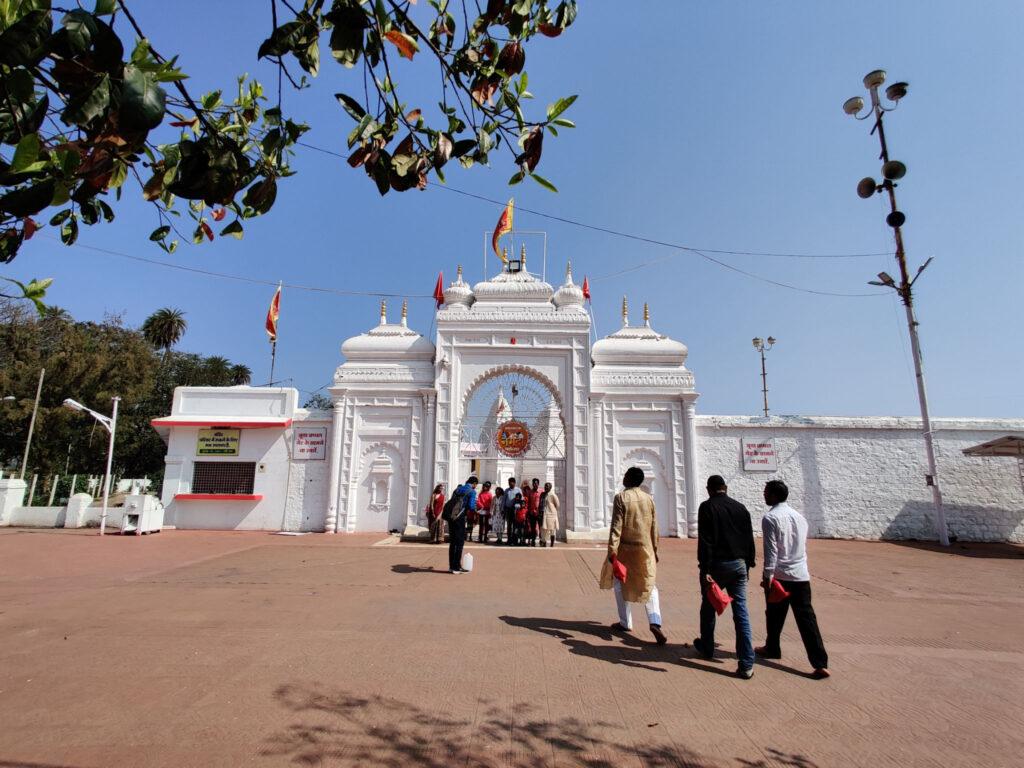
[459,363,565,422]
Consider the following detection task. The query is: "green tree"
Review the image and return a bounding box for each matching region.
[302,392,332,410]
[141,307,187,359]
[228,364,252,385]
[0,0,578,267]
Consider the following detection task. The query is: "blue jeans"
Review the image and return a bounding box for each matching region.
[699,560,754,669]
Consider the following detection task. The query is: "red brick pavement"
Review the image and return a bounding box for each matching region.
[0,528,1021,767]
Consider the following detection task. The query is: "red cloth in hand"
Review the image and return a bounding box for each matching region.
[612,555,627,583]
[767,578,791,603]
[707,581,733,615]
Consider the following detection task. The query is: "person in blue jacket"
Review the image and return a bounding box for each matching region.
[448,476,478,574]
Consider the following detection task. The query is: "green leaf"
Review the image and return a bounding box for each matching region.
[201,90,223,110]
[529,173,557,193]
[508,171,524,185]
[49,209,72,226]
[334,93,366,121]
[0,9,50,67]
[258,19,307,59]
[550,118,575,128]
[0,276,51,316]
[60,215,79,245]
[220,220,244,239]
[546,94,577,121]
[94,0,118,16]
[0,179,54,217]
[149,225,170,241]
[61,73,111,127]
[120,64,166,130]
[97,199,114,222]
[10,134,41,173]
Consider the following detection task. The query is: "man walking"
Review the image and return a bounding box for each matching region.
[694,475,756,678]
[524,477,541,546]
[599,467,667,644]
[756,480,830,679]
[448,475,478,574]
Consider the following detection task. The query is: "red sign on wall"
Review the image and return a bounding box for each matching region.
[495,420,531,457]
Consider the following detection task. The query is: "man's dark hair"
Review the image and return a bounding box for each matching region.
[764,479,789,502]
[482,481,491,490]
[508,477,516,484]
[623,466,645,488]
[467,475,478,485]
[707,475,727,492]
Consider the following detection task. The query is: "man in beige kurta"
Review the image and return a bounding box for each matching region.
[540,482,559,547]
[599,467,666,644]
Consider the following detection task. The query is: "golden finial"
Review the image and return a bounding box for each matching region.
[457,264,463,280]
[566,260,572,279]
[520,244,526,265]
[644,302,650,326]
[622,296,628,326]
[380,299,386,322]
[401,300,408,324]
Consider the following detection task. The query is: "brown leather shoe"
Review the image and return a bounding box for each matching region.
[650,624,667,645]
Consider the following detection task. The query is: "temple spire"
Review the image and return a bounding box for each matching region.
[644,302,650,327]
[622,296,629,327]
[380,299,386,324]
[401,300,408,327]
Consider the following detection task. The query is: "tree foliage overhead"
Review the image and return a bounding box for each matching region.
[0,0,578,271]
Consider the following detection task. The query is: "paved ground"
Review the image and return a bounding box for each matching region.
[0,528,1022,768]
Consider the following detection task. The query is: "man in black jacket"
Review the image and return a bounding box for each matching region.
[694,475,756,678]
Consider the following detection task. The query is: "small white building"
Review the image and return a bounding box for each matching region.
[151,257,1024,543]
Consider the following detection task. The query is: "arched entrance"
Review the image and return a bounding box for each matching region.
[458,366,567,527]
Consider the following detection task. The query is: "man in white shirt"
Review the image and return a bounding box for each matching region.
[756,480,830,679]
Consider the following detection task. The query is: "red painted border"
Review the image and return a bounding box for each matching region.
[151,419,292,428]
[174,494,263,501]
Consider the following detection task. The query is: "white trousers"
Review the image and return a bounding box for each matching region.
[614,581,662,629]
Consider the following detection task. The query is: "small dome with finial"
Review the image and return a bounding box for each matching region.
[553,260,585,310]
[442,265,474,310]
[341,298,435,360]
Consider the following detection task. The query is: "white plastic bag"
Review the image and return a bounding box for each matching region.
[463,552,474,572]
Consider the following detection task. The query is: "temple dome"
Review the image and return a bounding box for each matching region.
[472,246,553,303]
[342,301,435,360]
[591,301,688,365]
[552,261,585,310]
[442,265,474,310]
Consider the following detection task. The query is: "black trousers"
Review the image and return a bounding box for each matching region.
[763,579,828,669]
[448,516,466,571]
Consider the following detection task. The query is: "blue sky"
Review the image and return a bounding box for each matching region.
[5,1,1022,418]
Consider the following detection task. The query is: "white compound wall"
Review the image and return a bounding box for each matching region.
[695,415,1024,543]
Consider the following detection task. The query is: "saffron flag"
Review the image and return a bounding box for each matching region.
[582,276,591,303]
[491,198,514,262]
[433,272,444,308]
[266,282,281,342]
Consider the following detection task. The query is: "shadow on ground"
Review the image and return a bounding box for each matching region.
[884,539,1024,560]
[262,683,820,767]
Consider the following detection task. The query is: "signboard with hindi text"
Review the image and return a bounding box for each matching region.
[197,429,241,456]
[293,427,327,460]
[742,438,778,471]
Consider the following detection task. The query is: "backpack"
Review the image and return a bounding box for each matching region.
[441,487,465,522]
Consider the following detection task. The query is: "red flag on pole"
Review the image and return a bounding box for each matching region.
[491,198,514,263]
[433,272,445,308]
[582,276,591,303]
[266,282,281,341]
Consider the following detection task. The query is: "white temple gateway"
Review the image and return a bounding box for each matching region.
[150,255,1024,543]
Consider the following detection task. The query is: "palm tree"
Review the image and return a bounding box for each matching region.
[142,308,187,359]
[202,356,231,386]
[228,364,252,385]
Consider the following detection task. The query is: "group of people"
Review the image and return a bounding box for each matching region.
[602,468,830,680]
[427,476,561,573]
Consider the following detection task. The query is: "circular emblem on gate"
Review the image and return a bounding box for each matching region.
[495,420,531,457]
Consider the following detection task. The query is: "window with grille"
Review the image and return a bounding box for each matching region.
[192,462,256,495]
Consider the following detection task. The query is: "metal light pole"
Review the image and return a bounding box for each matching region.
[752,336,776,417]
[63,396,120,536]
[19,368,45,480]
[844,69,949,546]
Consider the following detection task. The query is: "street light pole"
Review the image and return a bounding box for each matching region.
[845,69,949,546]
[63,396,120,536]
[20,368,44,480]
[752,336,776,417]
